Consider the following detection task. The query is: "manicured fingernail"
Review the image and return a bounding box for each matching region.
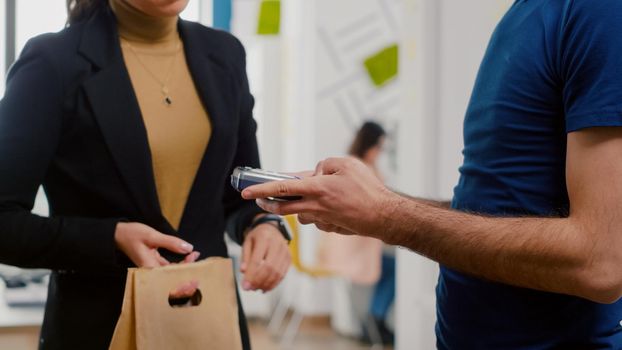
[242,281,251,290]
[242,190,250,198]
[241,263,247,271]
[181,243,193,252]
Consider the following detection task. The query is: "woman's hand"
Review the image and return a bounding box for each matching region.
[115,222,201,301]
[114,222,200,268]
[241,222,291,292]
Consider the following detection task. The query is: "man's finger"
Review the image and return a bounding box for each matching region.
[293,170,314,178]
[315,222,340,233]
[242,178,314,200]
[315,222,355,235]
[298,210,344,230]
[148,231,194,254]
[255,198,319,216]
[298,213,319,225]
[317,157,357,176]
[313,160,325,176]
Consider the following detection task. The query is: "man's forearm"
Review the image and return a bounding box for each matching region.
[395,191,451,209]
[378,194,601,302]
[242,148,622,302]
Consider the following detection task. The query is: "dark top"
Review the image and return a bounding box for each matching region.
[443,0,622,349]
[0,6,261,349]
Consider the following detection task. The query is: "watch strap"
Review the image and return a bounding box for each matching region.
[250,215,291,241]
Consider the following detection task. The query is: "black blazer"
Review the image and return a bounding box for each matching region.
[0,6,261,350]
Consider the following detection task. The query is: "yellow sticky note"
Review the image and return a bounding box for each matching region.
[364,44,399,87]
[257,0,281,35]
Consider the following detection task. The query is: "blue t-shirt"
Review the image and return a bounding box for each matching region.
[443,0,622,349]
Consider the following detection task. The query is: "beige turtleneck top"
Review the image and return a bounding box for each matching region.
[110,0,211,229]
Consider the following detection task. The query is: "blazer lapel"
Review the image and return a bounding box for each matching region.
[176,21,238,233]
[79,9,165,227]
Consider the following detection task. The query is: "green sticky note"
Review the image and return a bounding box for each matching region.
[364,44,399,87]
[257,0,281,35]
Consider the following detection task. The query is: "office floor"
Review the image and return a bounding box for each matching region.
[248,317,393,350]
[0,318,393,350]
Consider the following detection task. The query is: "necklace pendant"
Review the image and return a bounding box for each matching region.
[165,96,172,105]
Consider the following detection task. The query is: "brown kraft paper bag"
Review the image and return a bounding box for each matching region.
[109,258,243,350]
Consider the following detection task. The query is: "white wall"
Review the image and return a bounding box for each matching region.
[395,2,441,348]
[0,0,6,96]
[15,1,66,60]
[436,0,513,197]
[272,0,405,317]
[395,1,512,349]
[313,0,402,164]
[278,0,332,315]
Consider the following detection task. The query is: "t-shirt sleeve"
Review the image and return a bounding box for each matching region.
[561,0,622,133]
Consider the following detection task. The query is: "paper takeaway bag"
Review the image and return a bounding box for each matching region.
[109,258,242,350]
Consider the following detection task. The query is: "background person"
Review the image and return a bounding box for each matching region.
[317,121,394,344]
[0,0,290,348]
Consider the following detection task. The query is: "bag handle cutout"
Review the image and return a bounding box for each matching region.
[168,288,203,308]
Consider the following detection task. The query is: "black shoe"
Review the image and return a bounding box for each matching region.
[377,318,394,345]
[359,317,394,345]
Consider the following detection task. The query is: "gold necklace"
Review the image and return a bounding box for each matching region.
[124,39,181,106]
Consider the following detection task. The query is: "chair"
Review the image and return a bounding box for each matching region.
[267,215,383,349]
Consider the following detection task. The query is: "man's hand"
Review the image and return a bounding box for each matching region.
[242,157,395,239]
[240,222,291,292]
[241,129,622,304]
[114,222,200,268]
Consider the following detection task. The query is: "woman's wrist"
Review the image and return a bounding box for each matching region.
[249,214,291,241]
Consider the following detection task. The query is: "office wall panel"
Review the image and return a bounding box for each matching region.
[0,0,6,96]
[396,1,512,349]
[314,0,402,185]
[15,0,65,58]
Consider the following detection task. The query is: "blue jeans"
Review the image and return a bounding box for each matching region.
[370,254,395,319]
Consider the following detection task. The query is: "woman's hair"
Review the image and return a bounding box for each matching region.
[348,121,386,159]
[66,0,108,25]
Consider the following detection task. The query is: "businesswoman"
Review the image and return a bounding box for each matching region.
[0,0,291,348]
